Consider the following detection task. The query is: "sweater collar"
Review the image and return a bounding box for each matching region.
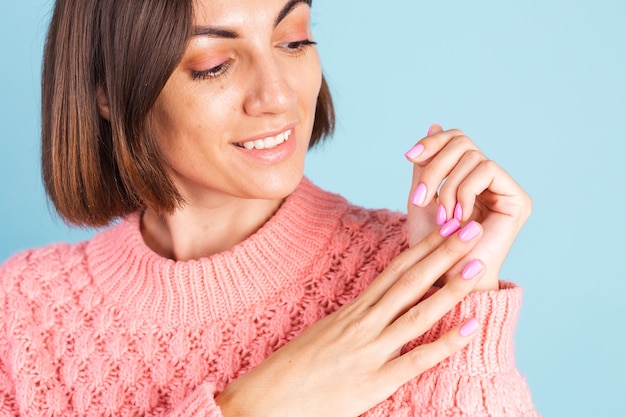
[87,178,348,324]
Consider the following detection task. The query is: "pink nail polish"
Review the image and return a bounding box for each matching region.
[439,218,461,237]
[427,124,441,136]
[437,204,447,226]
[411,183,427,206]
[459,318,480,337]
[405,143,424,160]
[454,202,463,221]
[462,259,483,280]
[458,221,481,242]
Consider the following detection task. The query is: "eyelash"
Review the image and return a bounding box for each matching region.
[191,39,317,81]
[191,60,232,81]
[283,39,317,56]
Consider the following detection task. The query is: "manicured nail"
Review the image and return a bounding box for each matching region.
[462,259,484,280]
[405,143,425,160]
[459,318,480,337]
[436,204,447,226]
[454,202,463,221]
[458,221,481,242]
[439,218,461,237]
[411,183,427,206]
[427,124,441,136]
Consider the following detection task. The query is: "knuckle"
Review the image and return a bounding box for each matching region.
[343,315,371,340]
[386,255,408,276]
[440,237,464,258]
[446,128,464,137]
[440,332,465,354]
[405,304,435,326]
[514,192,533,221]
[479,159,499,172]
[446,279,472,301]
[463,149,486,164]
[450,134,474,149]
[395,268,420,292]
[406,347,430,372]
[522,192,534,214]
[422,230,442,252]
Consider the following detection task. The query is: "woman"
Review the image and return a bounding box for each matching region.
[0,0,539,415]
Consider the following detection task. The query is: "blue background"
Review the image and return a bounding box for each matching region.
[1,1,625,415]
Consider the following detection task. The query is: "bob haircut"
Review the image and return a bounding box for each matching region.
[41,0,335,227]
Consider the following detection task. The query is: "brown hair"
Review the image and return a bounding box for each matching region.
[41,0,335,228]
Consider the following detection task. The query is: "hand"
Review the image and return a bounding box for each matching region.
[216,224,486,417]
[405,125,533,291]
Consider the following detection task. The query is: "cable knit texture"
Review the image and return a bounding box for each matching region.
[0,178,539,416]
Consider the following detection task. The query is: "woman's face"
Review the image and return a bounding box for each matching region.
[150,0,321,206]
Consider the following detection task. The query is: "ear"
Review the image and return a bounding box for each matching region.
[96,85,111,120]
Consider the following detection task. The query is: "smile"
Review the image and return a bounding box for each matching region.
[235,129,293,150]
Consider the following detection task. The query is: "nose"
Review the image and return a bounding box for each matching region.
[243,55,297,116]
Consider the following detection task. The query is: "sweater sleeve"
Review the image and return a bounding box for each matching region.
[0,357,19,416]
[366,281,539,417]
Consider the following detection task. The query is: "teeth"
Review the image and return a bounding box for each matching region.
[238,129,292,150]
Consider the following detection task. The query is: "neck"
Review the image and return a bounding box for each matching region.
[141,196,283,261]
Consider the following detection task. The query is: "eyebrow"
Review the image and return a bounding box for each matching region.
[192,0,311,38]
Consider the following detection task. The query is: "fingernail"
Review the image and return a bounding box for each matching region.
[439,218,460,237]
[459,318,480,337]
[462,259,484,280]
[436,204,447,226]
[427,124,441,136]
[404,143,424,160]
[411,183,427,206]
[454,202,463,221]
[458,221,481,242]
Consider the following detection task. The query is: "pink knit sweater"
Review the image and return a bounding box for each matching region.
[0,178,539,416]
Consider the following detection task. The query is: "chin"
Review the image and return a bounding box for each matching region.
[251,170,304,201]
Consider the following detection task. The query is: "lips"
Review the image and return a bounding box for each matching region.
[234,129,293,150]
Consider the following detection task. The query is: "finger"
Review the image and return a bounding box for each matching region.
[381,317,481,386]
[380,258,485,348]
[409,133,480,208]
[404,124,444,162]
[359,226,447,306]
[437,149,488,222]
[455,159,524,221]
[371,221,483,325]
[406,124,445,208]
[404,126,461,165]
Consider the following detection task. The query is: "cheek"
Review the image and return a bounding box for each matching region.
[294,57,322,112]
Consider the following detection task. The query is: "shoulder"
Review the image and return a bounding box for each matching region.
[340,202,407,236]
[336,204,408,266]
[0,240,90,300]
[0,214,140,298]
[298,177,407,232]
[299,178,408,267]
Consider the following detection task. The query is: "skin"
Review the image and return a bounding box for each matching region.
[142,0,321,260]
[406,124,533,291]
[131,0,532,415]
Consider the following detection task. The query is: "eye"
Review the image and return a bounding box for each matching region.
[191,59,232,81]
[280,39,317,55]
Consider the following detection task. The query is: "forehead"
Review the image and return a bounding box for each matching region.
[191,0,310,27]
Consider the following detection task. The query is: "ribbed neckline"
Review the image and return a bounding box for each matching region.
[86,178,348,325]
